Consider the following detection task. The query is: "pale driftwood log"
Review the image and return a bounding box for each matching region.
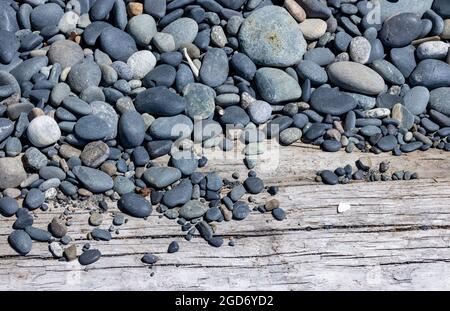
[1,142,450,290]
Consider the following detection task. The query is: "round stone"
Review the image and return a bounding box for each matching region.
[143,166,182,188]
[24,189,45,210]
[255,67,302,104]
[183,83,216,120]
[392,103,415,130]
[80,141,110,168]
[118,192,152,218]
[349,36,372,64]
[376,135,398,151]
[8,230,32,256]
[0,197,19,217]
[30,3,64,31]
[118,110,145,148]
[220,106,250,126]
[328,61,385,95]
[91,101,119,140]
[295,60,328,85]
[279,127,302,145]
[162,179,192,207]
[162,17,198,49]
[79,249,102,266]
[99,27,138,62]
[0,30,19,64]
[404,86,430,115]
[238,6,306,66]
[199,48,229,87]
[0,157,26,190]
[320,170,339,185]
[127,14,157,46]
[135,86,186,116]
[379,13,423,48]
[48,40,84,69]
[232,201,250,220]
[149,115,193,140]
[67,61,101,93]
[247,100,273,124]
[27,116,61,148]
[430,87,450,116]
[127,50,156,80]
[244,177,264,194]
[74,115,110,141]
[410,59,450,89]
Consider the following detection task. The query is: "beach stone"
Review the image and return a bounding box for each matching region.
[127,14,157,46]
[255,67,302,104]
[163,179,192,207]
[30,3,64,31]
[127,50,156,80]
[328,61,385,95]
[349,36,371,64]
[99,27,138,62]
[152,32,176,52]
[390,45,417,78]
[10,56,48,83]
[279,127,302,145]
[74,115,110,141]
[179,200,208,220]
[232,201,250,220]
[247,100,272,124]
[8,230,32,256]
[113,176,135,195]
[183,83,216,120]
[410,59,450,89]
[24,188,45,210]
[81,141,110,168]
[220,106,250,126]
[433,0,450,19]
[67,61,101,93]
[79,249,101,265]
[321,170,338,185]
[404,86,430,115]
[48,40,84,69]
[49,217,67,238]
[0,197,19,217]
[149,115,193,140]
[430,88,450,116]
[117,192,152,218]
[299,19,327,41]
[416,41,450,60]
[135,86,186,116]
[50,83,70,106]
[72,166,114,193]
[0,118,14,143]
[297,0,331,18]
[171,151,199,176]
[230,53,257,81]
[90,101,119,140]
[310,87,358,115]
[379,13,423,48]
[238,6,306,67]
[371,59,405,85]
[376,135,398,151]
[162,17,198,49]
[143,167,181,188]
[378,0,433,22]
[295,60,327,85]
[27,116,60,148]
[199,48,229,87]
[392,103,415,130]
[0,30,19,64]
[119,110,145,148]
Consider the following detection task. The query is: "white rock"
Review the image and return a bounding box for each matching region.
[337,202,351,213]
[127,50,156,80]
[350,36,372,64]
[58,11,79,33]
[45,188,58,200]
[27,116,61,147]
[152,32,176,53]
[416,41,450,60]
[247,100,273,124]
[49,242,64,258]
[299,19,327,41]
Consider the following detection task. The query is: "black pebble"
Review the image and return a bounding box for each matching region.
[168,241,179,253]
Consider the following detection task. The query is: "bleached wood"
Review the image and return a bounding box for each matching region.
[1,142,450,290]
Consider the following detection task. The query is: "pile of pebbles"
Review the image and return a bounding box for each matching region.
[317,156,419,185]
[0,0,450,265]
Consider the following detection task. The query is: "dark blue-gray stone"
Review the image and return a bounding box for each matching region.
[371,59,405,85]
[232,201,250,220]
[25,227,52,242]
[310,87,358,116]
[118,110,145,148]
[433,0,450,18]
[238,6,306,66]
[135,86,186,116]
[244,177,264,194]
[91,228,112,241]
[199,48,229,87]
[0,30,19,64]
[162,17,198,49]
[0,118,14,143]
[99,27,138,62]
[390,46,417,78]
[62,97,92,116]
[321,140,342,152]
[379,13,422,48]
[220,106,250,126]
[410,60,450,89]
[179,200,209,219]
[83,21,112,45]
[230,53,257,81]
[113,176,135,195]
[376,135,398,151]
[430,88,450,116]
[118,192,152,218]
[0,197,19,217]
[303,48,335,66]
[144,0,166,18]
[79,249,102,265]
[404,86,430,115]
[67,61,101,93]
[30,3,64,31]
[8,230,32,256]
[162,179,193,207]
[90,0,115,21]
[321,170,339,185]
[255,67,302,104]
[142,64,176,88]
[149,115,193,140]
[295,60,328,85]
[74,115,110,141]
[25,188,45,210]
[143,166,182,188]
[72,166,114,193]
[146,140,172,159]
[0,2,19,32]
[10,56,48,83]
[170,151,198,176]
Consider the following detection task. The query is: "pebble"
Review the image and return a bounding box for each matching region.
[118,110,145,148]
[429,87,450,116]
[320,170,339,185]
[349,37,372,64]
[299,19,327,41]
[0,157,27,189]
[179,200,209,220]
[183,83,216,120]
[80,141,110,168]
[127,51,156,80]
[279,128,302,145]
[142,253,158,265]
[135,86,186,116]
[72,166,114,193]
[410,59,450,89]
[379,13,423,47]
[247,101,272,124]
[100,27,138,62]
[127,14,157,46]
[167,241,179,253]
[310,87,357,115]
[67,61,102,93]
[49,217,67,238]
[232,201,250,220]
[404,86,430,115]
[48,40,84,69]
[27,116,61,148]
[255,68,302,104]
[199,48,229,87]
[78,249,101,265]
[238,6,306,66]
[49,242,63,258]
[118,192,152,218]
[143,167,181,188]
[162,18,198,49]
[0,197,19,217]
[8,230,32,256]
[272,208,286,221]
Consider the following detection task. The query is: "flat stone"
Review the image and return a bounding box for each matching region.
[416,41,450,60]
[74,115,110,141]
[299,19,327,41]
[143,166,182,188]
[118,110,145,148]
[113,176,136,195]
[10,56,48,83]
[0,30,19,64]
[78,249,101,265]
[238,6,306,67]
[247,100,272,124]
[127,14,157,46]
[371,59,405,85]
[310,87,358,115]
[72,166,114,193]
[430,87,450,116]
[404,86,430,115]
[0,156,27,190]
[91,101,119,140]
[328,61,385,95]
[390,45,417,78]
[99,27,138,62]
[379,13,423,48]
[0,118,14,143]
[255,67,302,104]
[135,86,186,116]
[49,217,67,238]
[410,59,450,89]
[0,197,19,217]
[24,188,45,210]
[162,179,193,207]
[8,230,32,256]
[199,48,229,87]
[30,3,64,30]
[392,103,415,130]
[230,53,257,81]
[149,115,193,140]
[279,127,302,145]
[179,200,209,220]
[295,60,328,85]
[67,61,101,93]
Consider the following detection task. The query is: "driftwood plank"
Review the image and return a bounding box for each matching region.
[1,142,450,290]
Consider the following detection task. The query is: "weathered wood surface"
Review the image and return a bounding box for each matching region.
[1,141,450,290]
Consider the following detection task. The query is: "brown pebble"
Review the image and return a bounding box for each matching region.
[127,2,143,16]
[265,199,280,211]
[50,217,67,238]
[64,245,77,261]
[220,205,232,221]
[28,108,44,120]
[78,188,93,197]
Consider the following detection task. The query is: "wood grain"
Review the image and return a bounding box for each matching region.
[1,141,450,290]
